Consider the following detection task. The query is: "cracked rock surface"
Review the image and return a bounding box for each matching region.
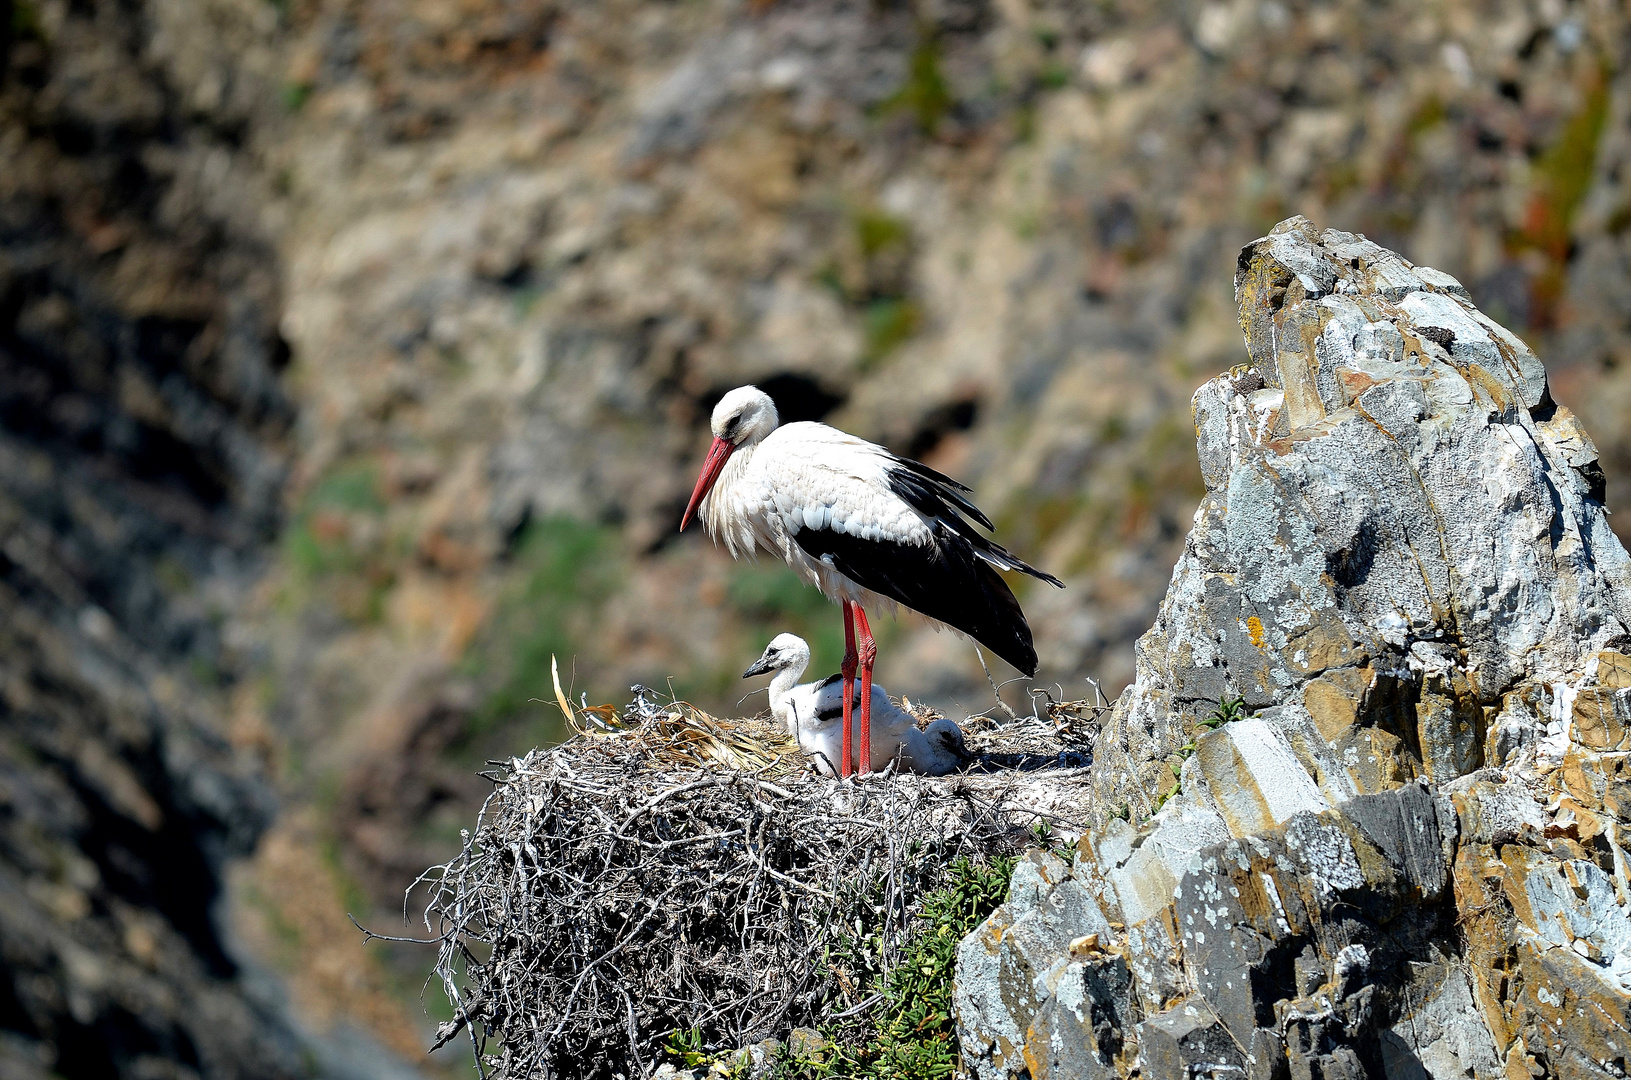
[954,219,1631,1079]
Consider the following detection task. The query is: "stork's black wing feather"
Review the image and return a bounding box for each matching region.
[793,525,1041,676]
[882,461,1064,588]
[885,454,993,529]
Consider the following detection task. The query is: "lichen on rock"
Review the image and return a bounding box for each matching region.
[954,219,1631,1079]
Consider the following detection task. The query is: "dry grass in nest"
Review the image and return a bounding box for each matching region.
[403,673,1103,1079]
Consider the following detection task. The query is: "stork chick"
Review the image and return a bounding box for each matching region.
[743,633,967,777]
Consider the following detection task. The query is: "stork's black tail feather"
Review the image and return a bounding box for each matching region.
[963,559,1042,676]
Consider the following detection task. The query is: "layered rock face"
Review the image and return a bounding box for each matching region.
[0,0,311,1075]
[955,220,1631,1078]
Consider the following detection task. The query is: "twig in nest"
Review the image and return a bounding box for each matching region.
[974,647,1019,720]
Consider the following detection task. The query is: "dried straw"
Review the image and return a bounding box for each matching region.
[409,673,1102,1079]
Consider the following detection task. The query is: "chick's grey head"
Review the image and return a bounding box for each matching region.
[711,386,780,447]
[742,632,811,678]
[926,717,970,760]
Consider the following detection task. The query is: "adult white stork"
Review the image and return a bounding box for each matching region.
[680,386,1062,777]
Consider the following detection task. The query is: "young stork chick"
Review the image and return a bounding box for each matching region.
[743,634,967,777]
[682,386,1061,779]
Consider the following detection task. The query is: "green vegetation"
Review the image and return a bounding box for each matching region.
[1036,61,1070,90]
[281,461,397,622]
[1200,695,1249,729]
[824,856,1014,1077]
[1514,65,1610,327]
[862,298,921,368]
[1028,819,1074,864]
[1527,70,1609,254]
[11,0,42,42]
[854,210,912,261]
[465,516,624,751]
[726,563,849,676]
[281,81,313,112]
[815,207,922,371]
[1607,202,1631,236]
[881,30,952,135]
[664,855,1017,1078]
[1405,95,1447,137]
[664,1028,715,1070]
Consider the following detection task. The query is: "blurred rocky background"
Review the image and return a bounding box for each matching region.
[3,0,1631,1074]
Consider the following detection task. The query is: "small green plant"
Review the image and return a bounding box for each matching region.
[1198,695,1248,730]
[844,856,1014,1076]
[881,29,952,135]
[664,1027,717,1069]
[861,298,921,367]
[1036,61,1070,90]
[1154,697,1251,814]
[1030,820,1073,863]
[280,81,313,112]
[854,210,912,261]
[1154,739,1188,811]
[279,460,398,623]
[11,0,43,42]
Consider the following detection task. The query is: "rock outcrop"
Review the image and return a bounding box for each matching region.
[955,219,1631,1078]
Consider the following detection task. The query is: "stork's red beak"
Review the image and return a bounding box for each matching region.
[680,436,734,532]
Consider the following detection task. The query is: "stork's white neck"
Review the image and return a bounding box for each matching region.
[766,651,809,714]
[700,438,762,554]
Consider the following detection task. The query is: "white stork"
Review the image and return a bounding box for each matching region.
[743,633,968,776]
[680,385,1062,777]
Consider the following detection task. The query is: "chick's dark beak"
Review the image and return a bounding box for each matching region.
[742,654,776,679]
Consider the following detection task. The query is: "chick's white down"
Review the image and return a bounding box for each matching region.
[744,634,966,777]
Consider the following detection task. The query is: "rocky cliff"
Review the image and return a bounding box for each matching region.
[954,219,1631,1078]
[0,0,324,1074]
[11,0,1631,1074]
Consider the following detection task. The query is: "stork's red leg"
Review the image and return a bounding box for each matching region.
[853,606,877,775]
[841,600,857,778]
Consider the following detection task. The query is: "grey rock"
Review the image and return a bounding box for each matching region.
[1379,962,1501,1079]
[1338,781,1448,900]
[1092,218,1631,820]
[1023,958,1132,1080]
[1136,1003,1246,1079]
[954,221,1631,1077]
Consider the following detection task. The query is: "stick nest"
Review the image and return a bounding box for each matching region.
[414,685,1102,1079]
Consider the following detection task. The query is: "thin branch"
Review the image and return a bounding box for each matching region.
[974,647,1019,720]
[349,912,442,945]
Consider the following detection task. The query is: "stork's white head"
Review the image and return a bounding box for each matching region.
[711,386,779,447]
[742,632,811,678]
[680,386,780,532]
